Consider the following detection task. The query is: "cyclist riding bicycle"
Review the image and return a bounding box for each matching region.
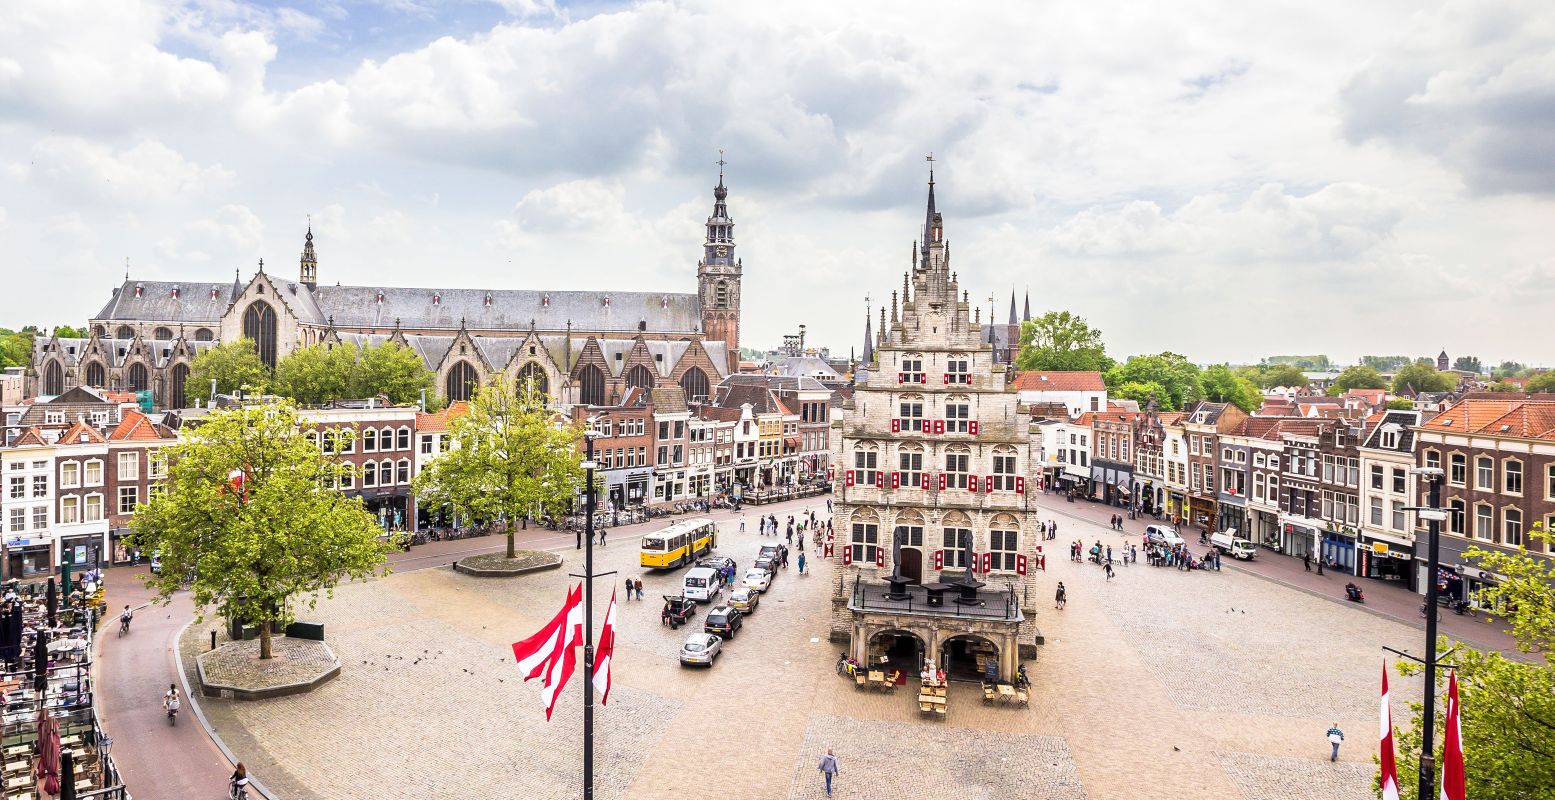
[162,684,181,724]
[119,605,133,634]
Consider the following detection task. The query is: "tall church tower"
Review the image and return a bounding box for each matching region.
[299,222,318,290]
[697,156,742,362]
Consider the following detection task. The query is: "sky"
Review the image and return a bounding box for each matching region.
[1,0,1552,366]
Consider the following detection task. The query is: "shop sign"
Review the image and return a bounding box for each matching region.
[1372,542,1389,555]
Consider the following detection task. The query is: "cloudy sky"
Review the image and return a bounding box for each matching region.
[2,0,1552,366]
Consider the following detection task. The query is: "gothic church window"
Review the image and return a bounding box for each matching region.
[517,363,549,398]
[43,361,64,396]
[170,364,189,406]
[578,365,605,406]
[626,364,654,391]
[116,327,134,340]
[679,367,710,402]
[85,362,106,388]
[127,363,148,392]
[445,361,478,403]
[242,301,278,369]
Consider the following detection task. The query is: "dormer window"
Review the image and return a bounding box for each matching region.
[171,286,180,298]
[209,288,219,299]
[601,297,610,308]
[376,292,385,304]
[433,294,441,305]
[542,296,550,307]
[134,286,143,298]
[484,295,493,306]
[661,296,669,309]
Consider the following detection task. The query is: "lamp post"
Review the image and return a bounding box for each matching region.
[580,428,600,800]
[1405,467,1447,800]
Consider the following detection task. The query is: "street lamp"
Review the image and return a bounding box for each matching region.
[579,424,602,800]
[1402,466,1446,800]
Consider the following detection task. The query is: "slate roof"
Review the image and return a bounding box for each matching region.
[1011,371,1106,392]
[769,356,845,383]
[1361,410,1420,452]
[312,286,702,334]
[35,337,215,368]
[92,279,235,322]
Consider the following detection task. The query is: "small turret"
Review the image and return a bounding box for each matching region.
[300,220,318,289]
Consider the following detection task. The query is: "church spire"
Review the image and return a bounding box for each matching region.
[921,154,937,262]
[1023,290,1031,323]
[300,217,318,289]
[1008,290,1018,325]
[862,299,874,363]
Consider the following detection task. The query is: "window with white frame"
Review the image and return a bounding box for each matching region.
[7,477,21,499]
[85,460,102,486]
[1505,508,1523,546]
[362,428,377,452]
[85,495,102,522]
[1371,464,1384,490]
[7,509,21,532]
[379,461,393,486]
[1392,500,1407,531]
[1505,459,1523,495]
[31,507,46,529]
[945,397,970,433]
[397,427,411,450]
[899,445,923,488]
[1475,504,1493,540]
[45,411,64,424]
[339,463,355,490]
[1548,464,1555,501]
[32,475,46,498]
[118,452,139,481]
[1449,453,1465,486]
[900,355,924,384]
[941,527,970,568]
[59,497,79,524]
[944,448,970,490]
[1370,496,1383,526]
[1392,468,1406,495]
[992,447,1017,490]
[1476,457,1493,490]
[1448,499,1465,535]
[362,462,377,487]
[397,459,410,484]
[850,521,879,563]
[149,452,167,479]
[60,462,79,488]
[118,486,138,515]
[420,435,433,454]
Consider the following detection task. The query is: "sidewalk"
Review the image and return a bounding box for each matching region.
[1032,492,1522,656]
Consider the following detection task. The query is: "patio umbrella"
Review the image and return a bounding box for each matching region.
[46,577,57,628]
[33,629,49,693]
[47,638,87,654]
[35,707,59,796]
[59,749,76,800]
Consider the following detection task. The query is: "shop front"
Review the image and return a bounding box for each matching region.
[1250,510,1281,552]
[1133,479,1161,515]
[1217,497,1246,536]
[1279,517,1321,559]
[1427,536,1506,606]
[1091,464,1133,506]
[1320,526,1359,575]
[4,537,53,580]
[358,489,411,531]
[606,468,652,510]
[59,534,107,572]
[1164,489,1187,521]
[1187,495,1217,532]
[1357,536,1415,590]
[109,527,138,564]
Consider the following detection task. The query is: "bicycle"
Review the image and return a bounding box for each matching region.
[118,616,130,637]
[1420,603,1441,622]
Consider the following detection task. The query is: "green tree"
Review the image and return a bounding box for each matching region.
[413,373,584,559]
[54,325,87,339]
[129,402,388,659]
[1015,311,1111,373]
[351,341,434,404]
[0,331,30,370]
[188,339,270,404]
[1258,364,1309,389]
[1386,398,1414,410]
[1492,361,1526,379]
[1331,365,1388,394]
[1391,363,1456,395]
[1452,355,1483,374]
[1265,354,1331,370]
[1109,380,1170,408]
[274,342,359,405]
[1527,372,1555,394]
[1105,353,1203,411]
[1200,364,1261,412]
[1361,355,1411,372]
[1390,528,1555,800]
[1488,381,1524,393]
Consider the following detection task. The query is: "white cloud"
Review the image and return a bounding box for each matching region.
[19,137,234,205]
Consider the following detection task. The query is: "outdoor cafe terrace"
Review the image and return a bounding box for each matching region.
[847,575,1024,622]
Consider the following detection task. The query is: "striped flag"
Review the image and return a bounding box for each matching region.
[592,589,618,705]
[1379,663,1400,800]
[512,583,583,719]
[1441,670,1465,800]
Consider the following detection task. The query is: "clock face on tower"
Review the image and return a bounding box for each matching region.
[715,245,728,257]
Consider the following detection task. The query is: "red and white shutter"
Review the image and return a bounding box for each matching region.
[1016,476,1026,494]
[1016,555,1027,576]
[824,542,834,557]
[982,552,993,572]
[969,421,979,436]
[845,470,855,487]
[969,475,979,493]
[933,419,945,435]
[875,471,884,489]
[918,373,926,384]
[938,473,947,491]
[933,550,944,570]
[920,472,930,490]
[943,373,949,384]
[875,548,885,568]
[826,467,834,481]
[890,418,901,433]
[891,472,900,489]
[842,546,852,565]
[986,474,996,492]
[897,373,904,384]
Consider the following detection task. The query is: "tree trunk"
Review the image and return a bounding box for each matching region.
[259,618,273,659]
[507,529,516,559]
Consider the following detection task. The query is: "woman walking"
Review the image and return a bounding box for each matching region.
[1054,582,1067,609]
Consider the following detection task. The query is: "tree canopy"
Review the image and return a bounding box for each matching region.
[1492,361,1527,380]
[413,372,584,559]
[1361,355,1412,372]
[1331,365,1388,394]
[1015,311,1111,373]
[1525,372,1555,393]
[1200,364,1261,412]
[1390,527,1555,800]
[1263,354,1330,370]
[1385,398,1414,410]
[129,402,388,659]
[188,339,270,404]
[353,341,435,404]
[1452,355,1483,374]
[1105,353,1202,411]
[1242,363,1309,389]
[1391,363,1456,395]
[274,342,358,405]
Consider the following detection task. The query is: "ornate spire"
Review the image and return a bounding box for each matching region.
[922,153,937,254]
[878,307,887,347]
[230,268,243,304]
[902,272,910,305]
[1008,290,1018,326]
[1023,289,1032,323]
[911,240,918,271]
[890,290,898,324]
[300,217,318,289]
[862,300,874,363]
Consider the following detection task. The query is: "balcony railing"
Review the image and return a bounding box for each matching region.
[847,575,1022,622]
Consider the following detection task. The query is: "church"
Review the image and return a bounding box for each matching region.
[29,172,745,410]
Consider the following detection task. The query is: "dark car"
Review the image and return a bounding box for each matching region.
[697,555,737,573]
[703,605,743,639]
[661,595,697,629]
[754,556,779,576]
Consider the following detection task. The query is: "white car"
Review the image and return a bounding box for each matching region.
[1144,524,1185,548]
[742,568,772,593]
[679,632,722,667]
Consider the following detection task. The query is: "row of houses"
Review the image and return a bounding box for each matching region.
[0,373,837,581]
[1017,371,1555,602]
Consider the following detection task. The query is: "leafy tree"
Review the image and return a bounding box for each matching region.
[1452,355,1483,374]
[1361,355,1411,372]
[54,325,87,339]
[275,342,359,405]
[1265,354,1331,370]
[1527,372,1555,394]
[1385,398,1414,410]
[1390,528,1555,800]
[352,341,434,404]
[129,402,388,659]
[1488,381,1524,393]
[1391,363,1455,395]
[1331,365,1388,394]
[413,373,584,559]
[1015,311,1111,373]
[1492,361,1526,379]
[0,331,30,370]
[1109,380,1170,408]
[1258,364,1309,389]
[1105,353,1203,411]
[1200,364,1261,412]
[188,339,270,404]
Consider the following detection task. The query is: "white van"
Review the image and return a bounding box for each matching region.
[683,567,723,603]
[1210,529,1257,560]
[1144,524,1185,548]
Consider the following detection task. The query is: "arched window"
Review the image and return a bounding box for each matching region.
[379,461,393,486]
[153,327,173,340]
[127,363,149,392]
[115,326,134,340]
[194,328,214,342]
[578,365,605,406]
[626,364,654,391]
[92,325,106,338]
[989,513,1021,571]
[941,510,972,569]
[363,428,377,452]
[170,363,189,406]
[991,445,1018,491]
[516,363,549,397]
[714,280,729,308]
[898,443,924,488]
[242,301,278,368]
[397,458,410,485]
[849,508,879,565]
[43,361,64,395]
[84,362,106,388]
[679,367,710,402]
[381,427,396,451]
[445,361,478,402]
[851,442,880,486]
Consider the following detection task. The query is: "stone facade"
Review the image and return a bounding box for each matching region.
[827,172,1044,679]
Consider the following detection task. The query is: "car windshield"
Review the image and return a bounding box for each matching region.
[745,571,764,580]
[684,642,704,652]
[732,591,750,600]
[708,615,727,625]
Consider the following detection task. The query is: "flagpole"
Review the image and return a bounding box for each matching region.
[1415,469,1443,800]
[581,432,598,800]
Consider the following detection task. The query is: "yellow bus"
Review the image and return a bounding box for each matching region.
[640,517,719,569]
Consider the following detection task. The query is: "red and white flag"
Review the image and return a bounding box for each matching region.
[592,589,618,705]
[1441,670,1465,800]
[1379,663,1401,800]
[227,467,247,501]
[511,583,583,719]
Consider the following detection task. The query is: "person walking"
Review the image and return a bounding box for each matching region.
[798,552,807,574]
[1054,582,1067,609]
[598,527,607,547]
[625,577,634,601]
[635,578,644,600]
[818,749,840,796]
[1326,723,1345,761]
[1303,552,1311,572]
[739,514,747,534]
[1104,560,1115,580]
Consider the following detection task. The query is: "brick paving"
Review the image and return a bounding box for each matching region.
[197,638,337,689]
[169,495,1423,799]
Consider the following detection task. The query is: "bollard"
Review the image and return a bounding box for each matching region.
[211,630,217,651]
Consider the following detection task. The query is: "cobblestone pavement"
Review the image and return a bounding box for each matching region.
[197,637,337,689]
[178,496,1420,800]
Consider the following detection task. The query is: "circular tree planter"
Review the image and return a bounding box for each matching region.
[197,637,341,701]
[453,550,563,577]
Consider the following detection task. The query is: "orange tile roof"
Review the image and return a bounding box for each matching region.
[1074,412,1096,426]
[100,391,139,404]
[1011,371,1106,392]
[1420,399,1524,433]
[108,410,175,442]
[1157,412,1186,425]
[1345,389,1386,402]
[57,420,106,445]
[415,401,470,433]
[10,427,47,447]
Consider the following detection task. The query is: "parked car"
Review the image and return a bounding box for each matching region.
[1210,530,1257,560]
[703,605,743,639]
[697,555,737,573]
[661,595,697,629]
[728,587,760,615]
[758,543,787,562]
[1145,524,1185,548]
[682,567,724,603]
[754,556,779,575]
[742,568,773,593]
[680,632,722,667]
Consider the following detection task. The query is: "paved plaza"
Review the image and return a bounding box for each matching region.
[180,499,1418,800]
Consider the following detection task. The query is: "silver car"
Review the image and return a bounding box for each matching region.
[680,632,722,667]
